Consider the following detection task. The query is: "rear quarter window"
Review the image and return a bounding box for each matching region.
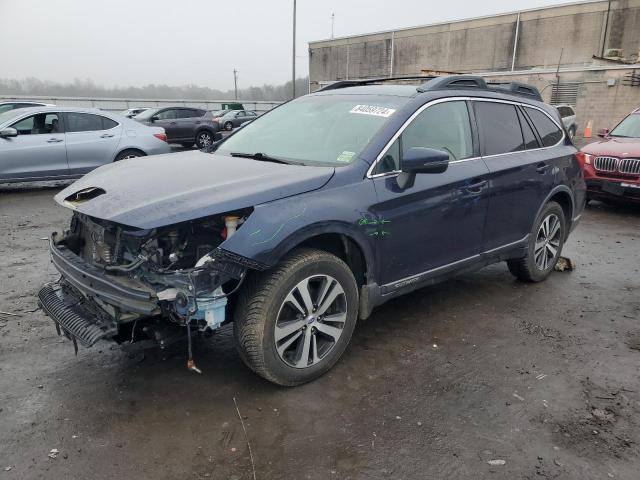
[525,108,564,147]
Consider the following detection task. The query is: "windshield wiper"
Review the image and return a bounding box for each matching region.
[230,152,299,165]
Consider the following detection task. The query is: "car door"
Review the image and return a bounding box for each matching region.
[475,100,557,251]
[152,109,179,141]
[174,108,205,141]
[370,99,491,285]
[64,112,122,174]
[0,111,68,181]
[233,111,246,127]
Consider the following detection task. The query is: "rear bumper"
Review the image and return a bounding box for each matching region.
[49,235,160,316]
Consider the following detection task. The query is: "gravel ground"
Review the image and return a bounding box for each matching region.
[0,182,639,480]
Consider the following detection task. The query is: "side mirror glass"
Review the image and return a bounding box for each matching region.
[597,128,610,138]
[0,127,18,138]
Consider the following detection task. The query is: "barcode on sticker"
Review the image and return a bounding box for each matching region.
[350,105,396,118]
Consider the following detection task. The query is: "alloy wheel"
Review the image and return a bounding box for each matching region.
[274,275,347,369]
[197,132,212,148]
[534,213,561,271]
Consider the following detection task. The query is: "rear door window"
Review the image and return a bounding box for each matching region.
[65,113,109,132]
[176,109,202,119]
[475,102,524,156]
[525,107,563,147]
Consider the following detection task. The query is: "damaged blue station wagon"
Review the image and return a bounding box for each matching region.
[39,75,586,385]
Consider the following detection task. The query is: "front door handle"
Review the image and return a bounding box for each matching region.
[100,133,114,138]
[47,138,63,143]
[536,162,551,174]
[465,179,488,194]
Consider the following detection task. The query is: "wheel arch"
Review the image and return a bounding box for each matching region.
[113,147,146,161]
[537,185,575,239]
[266,224,375,288]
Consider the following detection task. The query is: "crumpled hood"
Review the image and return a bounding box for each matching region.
[55,151,335,229]
[581,137,640,158]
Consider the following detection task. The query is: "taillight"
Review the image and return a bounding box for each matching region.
[212,118,219,123]
[153,133,168,142]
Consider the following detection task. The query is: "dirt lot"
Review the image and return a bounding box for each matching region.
[1,183,639,480]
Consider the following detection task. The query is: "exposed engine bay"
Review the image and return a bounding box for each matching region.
[43,209,259,372]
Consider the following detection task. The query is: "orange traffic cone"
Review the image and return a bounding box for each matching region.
[584,120,593,138]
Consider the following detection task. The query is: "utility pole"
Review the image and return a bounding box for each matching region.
[331,13,335,39]
[292,0,297,99]
[233,69,238,100]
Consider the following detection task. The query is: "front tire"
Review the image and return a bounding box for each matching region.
[224,121,233,131]
[233,248,359,386]
[507,201,566,282]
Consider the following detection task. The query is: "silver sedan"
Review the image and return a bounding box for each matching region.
[0,106,171,183]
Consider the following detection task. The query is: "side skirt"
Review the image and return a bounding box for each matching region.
[359,235,529,318]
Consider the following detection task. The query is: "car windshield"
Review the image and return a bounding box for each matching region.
[610,113,640,138]
[0,110,19,125]
[217,94,408,166]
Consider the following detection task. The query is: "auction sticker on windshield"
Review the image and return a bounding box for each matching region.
[350,105,396,118]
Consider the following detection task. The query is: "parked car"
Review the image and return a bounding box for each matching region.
[578,107,640,204]
[39,76,585,386]
[0,101,54,114]
[119,107,148,118]
[218,110,259,131]
[556,105,578,139]
[0,106,170,183]
[133,107,221,148]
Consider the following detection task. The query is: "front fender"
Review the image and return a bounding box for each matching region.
[218,179,379,279]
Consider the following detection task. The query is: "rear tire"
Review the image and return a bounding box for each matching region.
[507,201,566,282]
[114,149,145,161]
[195,131,214,149]
[233,248,359,386]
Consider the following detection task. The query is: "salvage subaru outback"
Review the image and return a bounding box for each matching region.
[39,75,586,386]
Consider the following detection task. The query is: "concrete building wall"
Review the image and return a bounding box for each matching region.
[308,0,640,137]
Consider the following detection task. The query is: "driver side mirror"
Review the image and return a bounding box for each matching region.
[397,147,449,189]
[597,128,609,138]
[150,116,159,123]
[0,127,18,138]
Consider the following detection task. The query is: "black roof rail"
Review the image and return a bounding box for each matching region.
[416,75,487,92]
[485,81,543,101]
[317,76,436,92]
[318,74,544,102]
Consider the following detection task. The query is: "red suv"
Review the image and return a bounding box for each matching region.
[579,108,640,204]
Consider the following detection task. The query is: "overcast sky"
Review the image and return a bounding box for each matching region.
[2,0,566,90]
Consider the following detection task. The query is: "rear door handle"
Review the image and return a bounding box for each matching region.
[100,133,114,138]
[170,121,177,125]
[536,162,551,174]
[47,138,63,143]
[466,179,488,194]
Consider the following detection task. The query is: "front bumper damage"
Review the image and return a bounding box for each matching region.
[39,233,259,366]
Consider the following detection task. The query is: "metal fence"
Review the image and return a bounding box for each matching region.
[0,94,283,113]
